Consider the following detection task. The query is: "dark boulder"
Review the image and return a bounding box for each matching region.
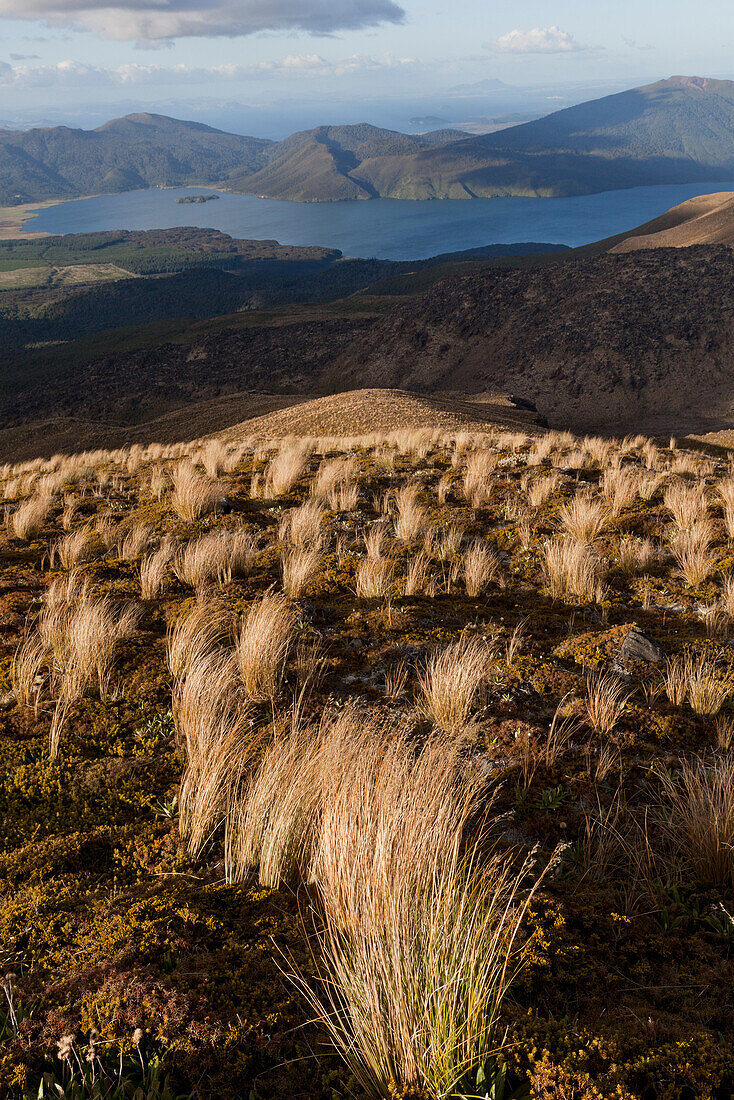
[619,626,665,665]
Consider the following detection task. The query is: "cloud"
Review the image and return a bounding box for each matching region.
[9,52,40,59]
[0,0,405,42]
[622,35,654,51]
[0,52,415,87]
[488,26,589,54]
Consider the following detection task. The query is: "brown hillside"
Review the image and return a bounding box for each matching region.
[216,389,543,443]
[0,392,306,462]
[611,191,734,251]
[6,246,734,449]
[329,245,734,434]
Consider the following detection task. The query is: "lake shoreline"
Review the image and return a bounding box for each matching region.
[16,180,734,261]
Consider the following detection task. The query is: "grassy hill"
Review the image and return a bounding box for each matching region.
[608,190,734,251]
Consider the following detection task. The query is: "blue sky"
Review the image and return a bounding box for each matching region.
[1,0,734,130]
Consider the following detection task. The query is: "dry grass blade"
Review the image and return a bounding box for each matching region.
[281,546,322,597]
[585,671,630,734]
[236,592,296,700]
[658,756,734,889]
[558,495,609,542]
[170,461,219,521]
[417,635,492,733]
[8,495,52,540]
[462,541,501,596]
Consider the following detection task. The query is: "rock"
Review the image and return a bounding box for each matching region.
[619,626,665,665]
[508,394,538,412]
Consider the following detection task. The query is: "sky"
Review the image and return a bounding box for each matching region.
[1,0,734,134]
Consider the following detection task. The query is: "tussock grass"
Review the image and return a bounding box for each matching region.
[600,468,639,514]
[7,494,52,540]
[617,536,659,575]
[526,474,560,509]
[266,445,309,497]
[11,633,46,710]
[404,551,434,597]
[585,671,630,735]
[281,546,322,597]
[170,461,219,521]
[463,450,497,508]
[355,556,395,599]
[664,481,709,531]
[664,652,731,714]
[417,636,492,733]
[542,537,604,603]
[393,485,428,541]
[462,541,501,596]
[363,523,391,560]
[117,522,155,561]
[311,456,356,501]
[50,526,101,570]
[658,756,734,889]
[236,593,296,701]
[558,495,609,543]
[279,499,326,548]
[670,520,716,586]
[176,648,258,864]
[140,536,178,599]
[199,439,229,479]
[167,599,235,681]
[295,714,541,1100]
[174,529,259,589]
[425,522,463,562]
[35,586,141,756]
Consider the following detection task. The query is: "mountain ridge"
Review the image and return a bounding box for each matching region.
[5,76,734,205]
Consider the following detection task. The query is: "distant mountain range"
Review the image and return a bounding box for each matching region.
[4,75,734,205]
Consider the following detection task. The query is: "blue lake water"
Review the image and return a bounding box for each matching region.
[23,181,734,261]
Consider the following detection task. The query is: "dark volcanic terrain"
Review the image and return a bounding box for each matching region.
[6,243,734,456]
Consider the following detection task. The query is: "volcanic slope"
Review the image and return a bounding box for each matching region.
[328,245,734,434]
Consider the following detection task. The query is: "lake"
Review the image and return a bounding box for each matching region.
[22,181,734,261]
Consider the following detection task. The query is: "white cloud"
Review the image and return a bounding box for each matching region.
[489,26,588,54]
[0,0,405,42]
[0,52,415,87]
